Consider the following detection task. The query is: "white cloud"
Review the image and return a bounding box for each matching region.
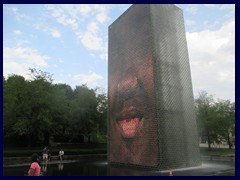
[3,46,50,78]
[203,20,220,29]
[58,58,64,63]
[56,16,78,29]
[10,7,18,14]
[78,31,103,51]
[76,22,104,51]
[45,4,110,52]
[73,72,103,85]
[65,18,78,29]
[219,4,235,11]
[3,61,30,79]
[186,20,235,101]
[51,29,61,38]
[15,40,30,47]
[186,19,196,26]
[46,4,81,29]
[88,22,99,34]
[100,53,108,61]
[13,30,22,35]
[96,13,108,23]
[90,53,96,57]
[54,79,65,84]
[93,4,109,13]
[186,4,198,15]
[204,4,235,11]
[218,70,234,84]
[56,15,68,25]
[6,6,31,21]
[204,4,217,8]
[34,23,61,38]
[77,4,92,16]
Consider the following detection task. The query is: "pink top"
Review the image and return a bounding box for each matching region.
[28,162,41,176]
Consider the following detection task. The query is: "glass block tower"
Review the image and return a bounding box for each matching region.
[108,4,201,170]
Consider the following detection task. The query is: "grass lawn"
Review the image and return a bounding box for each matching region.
[200,147,235,156]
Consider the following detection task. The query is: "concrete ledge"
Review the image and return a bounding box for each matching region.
[4,154,235,167]
[3,154,107,166]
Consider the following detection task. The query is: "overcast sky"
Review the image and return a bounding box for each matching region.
[3,4,235,102]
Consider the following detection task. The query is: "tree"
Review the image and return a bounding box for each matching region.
[26,68,54,146]
[4,68,109,146]
[28,68,53,82]
[70,85,99,143]
[3,75,31,146]
[195,91,235,150]
[214,100,235,149]
[95,88,108,143]
[3,69,55,147]
[49,83,73,142]
[195,91,216,149]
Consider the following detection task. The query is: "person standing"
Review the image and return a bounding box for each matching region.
[42,147,48,162]
[28,153,41,176]
[48,149,52,161]
[59,149,64,161]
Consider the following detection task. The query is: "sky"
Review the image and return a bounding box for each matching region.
[3,4,235,102]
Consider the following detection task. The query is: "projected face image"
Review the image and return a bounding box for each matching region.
[115,68,146,139]
[109,52,158,167]
[108,5,159,167]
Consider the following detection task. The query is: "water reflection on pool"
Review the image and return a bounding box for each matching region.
[4,157,160,176]
[3,158,235,176]
[4,158,107,176]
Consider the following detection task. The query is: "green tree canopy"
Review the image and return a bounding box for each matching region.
[195,91,235,149]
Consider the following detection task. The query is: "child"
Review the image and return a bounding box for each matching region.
[59,149,64,161]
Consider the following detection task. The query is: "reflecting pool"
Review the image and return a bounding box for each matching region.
[3,158,235,176]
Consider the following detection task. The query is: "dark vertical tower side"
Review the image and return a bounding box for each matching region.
[150,4,201,169]
[173,6,202,167]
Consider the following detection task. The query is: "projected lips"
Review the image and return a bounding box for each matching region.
[118,118,140,137]
[116,106,144,138]
[116,69,145,138]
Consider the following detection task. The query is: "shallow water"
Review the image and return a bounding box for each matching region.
[4,158,108,176]
[3,158,235,176]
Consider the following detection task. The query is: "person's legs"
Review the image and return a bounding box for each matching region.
[43,154,48,162]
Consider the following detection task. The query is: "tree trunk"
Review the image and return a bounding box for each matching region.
[27,134,31,147]
[207,129,211,150]
[227,133,232,149]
